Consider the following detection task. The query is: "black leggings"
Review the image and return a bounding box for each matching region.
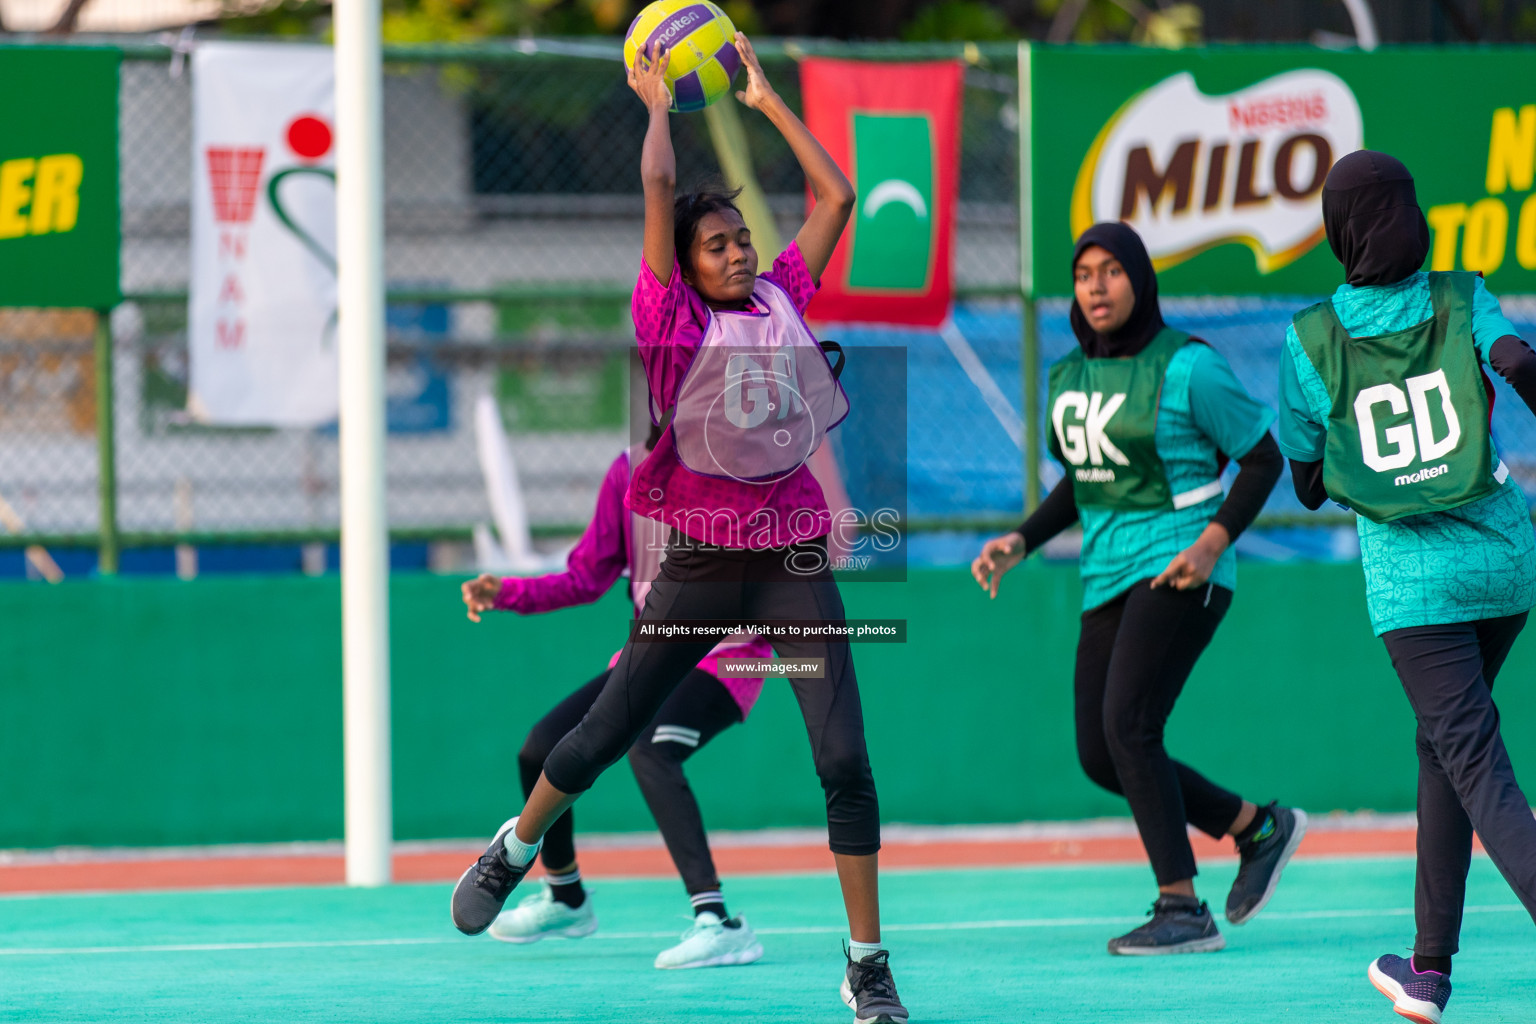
[1075,580,1244,886]
[541,533,880,856]
[1383,614,1536,956]
[518,667,742,894]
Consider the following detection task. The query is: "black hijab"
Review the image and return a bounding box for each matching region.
[1321,150,1430,287]
[1070,221,1166,359]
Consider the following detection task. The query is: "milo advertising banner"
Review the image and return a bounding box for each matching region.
[0,47,120,308]
[1028,47,1536,297]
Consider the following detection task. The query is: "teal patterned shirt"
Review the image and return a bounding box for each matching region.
[1077,342,1275,611]
[1277,272,1536,636]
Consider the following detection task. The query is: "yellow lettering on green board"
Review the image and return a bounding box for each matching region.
[1487,105,1536,195]
[0,158,36,239]
[1426,203,1468,271]
[29,154,83,235]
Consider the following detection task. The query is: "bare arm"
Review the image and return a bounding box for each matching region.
[630,44,677,285]
[732,33,854,281]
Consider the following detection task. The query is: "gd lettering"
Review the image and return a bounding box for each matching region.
[1354,370,1461,474]
[0,154,84,240]
[1072,70,1363,274]
[1053,390,1128,468]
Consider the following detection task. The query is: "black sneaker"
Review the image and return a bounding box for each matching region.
[1107,895,1226,955]
[451,819,531,935]
[839,947,908,1024]
[1369,953,1451,1024]
[1226,803,1308,925]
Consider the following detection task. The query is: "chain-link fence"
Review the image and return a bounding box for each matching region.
[5,38,1536,575]
[0,39,1025,573]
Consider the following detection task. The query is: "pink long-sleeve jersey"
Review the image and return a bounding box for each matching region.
[494,450,770,718]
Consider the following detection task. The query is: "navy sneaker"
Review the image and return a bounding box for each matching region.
[840,947,908,1024]
[1369,954,1451,1024]
[1107,895,1226,955]
[450,819,531,935]
[1226,803,1308,924]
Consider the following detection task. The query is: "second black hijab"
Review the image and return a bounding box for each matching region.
[1321,150,1430,287]
[1070,221,1167,359]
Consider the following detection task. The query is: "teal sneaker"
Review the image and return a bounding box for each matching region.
[487,884,597,944]
[654,912,764,969]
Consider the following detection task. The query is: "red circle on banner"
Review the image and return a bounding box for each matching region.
[286,115,333,161]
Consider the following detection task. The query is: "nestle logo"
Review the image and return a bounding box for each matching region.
[1395,463,1450,486]
[1075,467,1117,483]
[1073,70,1362,276]
[1227,92,1328,133]
[658,11,701,40]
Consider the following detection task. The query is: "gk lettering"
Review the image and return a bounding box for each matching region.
[1354,369,1462,473]
[1053,390,1129,467]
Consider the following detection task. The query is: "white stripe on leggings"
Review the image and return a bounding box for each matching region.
[652,726,700,747]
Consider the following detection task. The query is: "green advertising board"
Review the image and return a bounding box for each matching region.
[0,47,120,308]
[1026,46,1536,298]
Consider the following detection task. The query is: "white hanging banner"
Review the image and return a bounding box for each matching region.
[189,42,339,425]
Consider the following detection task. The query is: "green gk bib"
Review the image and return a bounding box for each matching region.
[1047,328,1218,511]
[1292,272,1502,525]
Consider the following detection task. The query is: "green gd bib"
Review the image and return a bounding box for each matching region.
[1292,272,1502,525]
[1047,328,1208,512]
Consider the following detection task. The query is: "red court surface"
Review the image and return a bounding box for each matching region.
[0,817,1445,896]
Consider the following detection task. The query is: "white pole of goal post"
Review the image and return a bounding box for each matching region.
[335,0,392,886]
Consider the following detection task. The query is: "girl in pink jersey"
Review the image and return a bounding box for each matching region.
[461,436,774,969]
[452,33,907,1024]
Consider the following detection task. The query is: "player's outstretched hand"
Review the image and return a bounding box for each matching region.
[462,573,500,623]
[627,42,673,113]
[733,32,777,111]
[971,531,1025,600]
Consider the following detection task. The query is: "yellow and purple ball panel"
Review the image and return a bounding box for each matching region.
[623,0,740,113]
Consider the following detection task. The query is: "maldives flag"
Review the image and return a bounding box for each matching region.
[801,59,962,327]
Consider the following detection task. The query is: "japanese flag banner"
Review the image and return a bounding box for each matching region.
[800,59,962,327]
[189,42,338,425]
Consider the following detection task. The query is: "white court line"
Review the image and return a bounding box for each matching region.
[0,905,1522,958]
[939,320,1023,449]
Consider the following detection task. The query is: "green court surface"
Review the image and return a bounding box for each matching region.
[2,857,1532,1023]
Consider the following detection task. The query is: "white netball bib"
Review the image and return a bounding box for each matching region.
[667,279,849,483]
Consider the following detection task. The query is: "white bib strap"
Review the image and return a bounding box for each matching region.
[1495,460,1510,484]
[1171,480,1223,510]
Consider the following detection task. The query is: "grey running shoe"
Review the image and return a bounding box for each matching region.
[1226,803,1308,925]
[451,819,530,935]
[1107,895,1226,955]
[839,947,908,1024]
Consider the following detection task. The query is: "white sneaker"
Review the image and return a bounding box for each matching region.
[653,912,764,969]
[487,883,597,944]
